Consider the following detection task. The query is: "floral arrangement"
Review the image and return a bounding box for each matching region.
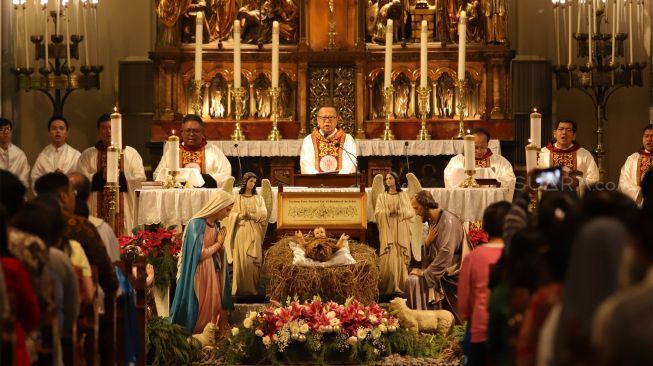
[119,224,182,288]
[467,222,489,248]
[219,296,455,364]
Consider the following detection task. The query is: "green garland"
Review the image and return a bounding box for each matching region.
[146,317,198,365]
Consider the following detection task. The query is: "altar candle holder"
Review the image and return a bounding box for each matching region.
[416,85,431,140]
[459,169,479,188]
[231,86,246,141]
[191,79,202,116]
[267,86,282,141]
[381,86,395,141]
[454,79,467,140]
[106,145,120,233]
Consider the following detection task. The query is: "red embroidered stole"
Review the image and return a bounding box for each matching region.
[475,149,493,168]
[546,143,581,171]
[637,149,653,185]
[310,128,346,172]
[180,139,207,173]
[94,142,125,235]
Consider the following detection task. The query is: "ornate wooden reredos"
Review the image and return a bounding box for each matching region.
[151,0,514,141]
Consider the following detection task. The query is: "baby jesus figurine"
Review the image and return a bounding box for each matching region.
[294,227,349,262]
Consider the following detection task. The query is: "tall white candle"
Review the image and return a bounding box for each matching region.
[525,144,539,173]
[611,0,617,62]
[568,1,572,66]
[636,0,642,62]
[82,0,88,66]
[13,1,18,68]
[530,109,542,148]
[65,2,71,69]
[23,4,30,69]
[420,20,428,88]
[628,0,633,64]
[233,20,241,88]
[110,108,122,149]
[107,147,118,183]
[553,1,560,65]
[457,11,466,81]
[56,0,60,35]
[616,0,621,33]
[463,133,475,171]
[577,0,582,34]
[384,19,393,88]
[593,0,597,35]
[92,2,98,65]
[75,0,79,35]
[194,11,203,81]
[588,0,593,64]
[167,134,180,171]
[272,21,279,88]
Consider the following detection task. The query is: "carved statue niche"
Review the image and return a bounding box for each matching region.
[367,0,408,43]
[484,0,507,44]
[155,0,188,47]
[237,0,298,44]
[464,73,481,118]
[180,0,237,44]
[435,72,455,118]
[444,0,482,43]
[370,74,387,119]
[253,75,272,118]
[208,75,228,119]
[278,73,296,120]
[393,73,411,119]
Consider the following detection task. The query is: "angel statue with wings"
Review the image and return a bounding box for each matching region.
[372,172,423,295]
[224,172,272,296]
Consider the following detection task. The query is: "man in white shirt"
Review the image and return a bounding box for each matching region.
[540,119,599,188]
[31,116,81,191]
[77,114,146,235]
[153,114,231,187]
[0,118,30,188]
[443,127,516,198]
[619,124,653,205]
[299,106,357,174]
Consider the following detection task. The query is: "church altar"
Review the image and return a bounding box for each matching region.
[135,186,510,230]
[210,139,501,157]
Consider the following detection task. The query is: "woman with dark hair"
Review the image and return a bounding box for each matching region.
[0,204,41,366]
[224,172,267,296]
[374,172,415,295]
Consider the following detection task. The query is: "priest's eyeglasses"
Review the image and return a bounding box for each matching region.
[556,128,574,133]
[0,127,11,133]
[182,128,202,135]
[317,116,337,121]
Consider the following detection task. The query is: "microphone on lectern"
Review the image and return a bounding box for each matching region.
[404,141,411,174]
[334,142,360,187]
[234,143,243,185]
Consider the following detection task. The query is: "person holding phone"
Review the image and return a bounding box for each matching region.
[540,120,599,189]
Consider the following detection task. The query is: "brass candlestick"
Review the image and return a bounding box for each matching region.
[454,79,467,139]
[191,79,202,116]
[416,85,431,140]
[267,86,282,141]
[231,86,246,141]
[382,86,395,140]
[459,169,479,188]
[525,144,541,211]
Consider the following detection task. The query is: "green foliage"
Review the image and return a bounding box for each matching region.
[148,250,177,288]
[145,317,193,366]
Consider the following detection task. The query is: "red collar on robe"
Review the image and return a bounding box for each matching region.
[545,142,581,153]
[637,149,653,185]
[311,128,346,173]
[475,149,493,168]
[180,138,207,152]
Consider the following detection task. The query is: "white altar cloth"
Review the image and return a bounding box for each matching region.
[210,139,501,157]
[136,186,510,229]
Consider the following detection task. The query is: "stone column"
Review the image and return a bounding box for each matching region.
[490,59,505,119]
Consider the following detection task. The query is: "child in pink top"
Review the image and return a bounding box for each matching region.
[458,201,511,366]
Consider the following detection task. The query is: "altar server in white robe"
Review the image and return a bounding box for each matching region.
[444,128,516,198]
[31,116,81,191]
[540,120,599,189]
[300,106,357,174]
[77,114,146,235]
[153,114,231,187]
[619,125,653,205]
[0,118,30,188]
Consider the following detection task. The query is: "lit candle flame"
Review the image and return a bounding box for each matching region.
[528,138,532,144]
[172,129,175,135]
[533,107,538,112]
[466,129,471,134]
[113,106,117,112]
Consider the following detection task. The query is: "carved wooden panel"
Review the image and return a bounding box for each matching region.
[308,66,356,134]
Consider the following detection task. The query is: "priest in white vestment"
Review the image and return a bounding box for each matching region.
[0,118,30,187]
[540,120,599,188]
[619,125,653,205]
[31,116,81,191]
[300,106,357,174]
[77,114,146,235]
[153,114,231,187]
[444,128,516,198]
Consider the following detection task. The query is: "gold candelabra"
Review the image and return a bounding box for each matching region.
[231,87,246,141]
[381,86,395,140]
[454,79,467,139]
[459,169,479,188]
[416,85,431,140]
[267,87,282,141]
[191,79,202,116]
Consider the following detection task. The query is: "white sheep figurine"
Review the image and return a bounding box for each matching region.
[189,322,216,346]
[388,297,455,335]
